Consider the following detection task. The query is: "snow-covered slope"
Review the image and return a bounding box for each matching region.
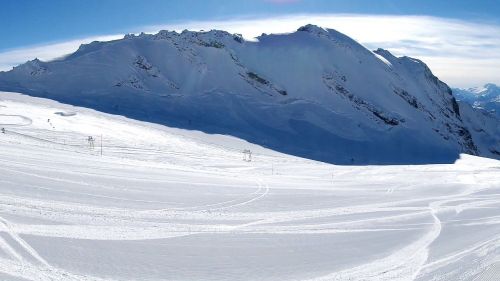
[1,92,500,281]
[453,83,500,118]
[0,25,497,164]
[458,101,500,159]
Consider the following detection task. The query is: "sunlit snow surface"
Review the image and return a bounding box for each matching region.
[0,92,499,281]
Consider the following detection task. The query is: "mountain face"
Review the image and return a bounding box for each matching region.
[453,84,500,118]
[0,24,498,164]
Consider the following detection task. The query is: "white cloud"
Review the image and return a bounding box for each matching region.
[1,14,499,87]
[0,35,122,72]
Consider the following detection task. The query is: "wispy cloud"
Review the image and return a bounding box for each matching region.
[0,35,122,72]
[0,14,499,87]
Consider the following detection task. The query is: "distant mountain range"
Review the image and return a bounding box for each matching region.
[0,24,498,164]
[453,84,500,118]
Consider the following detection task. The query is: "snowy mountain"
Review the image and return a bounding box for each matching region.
[453,83,500,118]
[0,24,498,164]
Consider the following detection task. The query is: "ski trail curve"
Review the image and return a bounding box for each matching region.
[0,216,50,267]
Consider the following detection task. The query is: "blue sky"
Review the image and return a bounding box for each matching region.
[1,0,500,51]
[1,0,499,87]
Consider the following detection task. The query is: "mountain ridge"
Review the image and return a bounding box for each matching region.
[0,24,498,164]
[453,83,500,119]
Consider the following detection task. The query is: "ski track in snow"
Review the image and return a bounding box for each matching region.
[0,93,499,280]
[0,114,32,127]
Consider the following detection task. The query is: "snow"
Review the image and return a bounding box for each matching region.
[0,91,499,280]
[0,25,497,164]
[453,84,500,118]
[373,52,393,67]
[458,102,500,159]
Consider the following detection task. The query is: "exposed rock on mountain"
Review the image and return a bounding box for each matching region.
[0,25,498,164]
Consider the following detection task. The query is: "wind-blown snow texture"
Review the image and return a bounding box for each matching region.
[0,25,498,164]
[0,92,500,281]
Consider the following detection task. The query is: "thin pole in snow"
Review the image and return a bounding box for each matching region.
[100,134,103,156]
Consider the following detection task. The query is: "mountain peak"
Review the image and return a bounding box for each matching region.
[26,58,42,65]
[15,58,44,68]
[374,48,396,60]
[297,24,328,34]
[0,25,497,163]
[484,83,499,90]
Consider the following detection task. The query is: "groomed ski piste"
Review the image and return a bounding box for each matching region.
[0,91,499,281]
